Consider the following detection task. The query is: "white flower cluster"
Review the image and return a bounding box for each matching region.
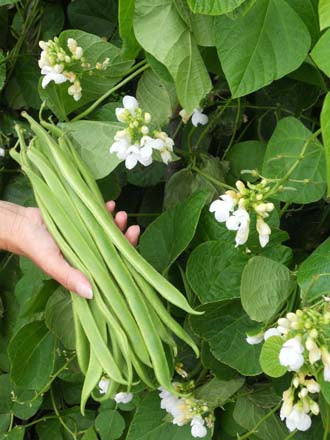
[110,96,175,170]
[247,304,330,432]
[98,379,133,404]
[159,384,212,438]
[179,108,208,127]
[280,374,320,432]
[209,180,274,248]
[38,37,109,101]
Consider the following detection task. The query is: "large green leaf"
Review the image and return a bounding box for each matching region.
[262,117,326,204]
[286,0,319,45]
[134,0,211,113]
[311,28,330,77]
[233,389,287,440]
[40,3,65,41]
[95,410,125,440]
[321,92,330,196]
[190,300,262,375]
[215,0,311,97]
[63,120,122,179]
[67,0,117,38]
[8,321,56,390]
[186,240,249,303]
[136,70,177,127]
[0,51,5,92]
[139,192,209,274]
[187,0,246,15]
[119,0,140,58]
[126,392,212,440]
[240,256,295,322]
[297,237,330,303]
[319,0,330,30]
[195,376,245,409]
[45,287,75,350]
[226,140,266,183]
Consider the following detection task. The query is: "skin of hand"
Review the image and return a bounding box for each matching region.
[0,200,140,299]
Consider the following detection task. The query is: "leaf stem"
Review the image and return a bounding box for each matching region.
[237,402,281,440]
[265,128,322,198]
[192,166,235,191]
[222,98,240,159]
[71,64,149,122]
[50,388,77,440]
[283,430,298,440]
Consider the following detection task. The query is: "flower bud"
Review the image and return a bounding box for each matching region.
[286,312,297,322]
[309,329,318,339]
[141,125,149,135]
[235,180,246,193]
[144,112,151,123]
[299,388,308,398]
[278,318,290,328]
[310,401,319,416]
[293,376,300,388]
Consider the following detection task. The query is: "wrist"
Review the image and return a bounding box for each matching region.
[0,202,25,254]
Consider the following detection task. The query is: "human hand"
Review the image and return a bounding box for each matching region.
[0,200,140,299]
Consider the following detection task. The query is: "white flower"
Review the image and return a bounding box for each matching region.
[226,208,250,247]
[305,380,320,394]
[0,148,5,157]
[153,131,174,164]
[209,194,236,223]
[283,404,312,432]
[264,327,282,340]
[279,337,305,372]
[305,338,321,364]
[324,365,330,382]
[191,108,208,127]
[179,109,190,124]
[256,217,271,248]
[110,130,131,160]
[116,95,139,122]
[191,416,207,438]
[68,80,82,101]
[41,65,68,88]
[114,392,133,404]
[246,332,264,345]
[98,379,109,394]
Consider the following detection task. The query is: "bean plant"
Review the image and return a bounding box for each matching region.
[0,0,330,439]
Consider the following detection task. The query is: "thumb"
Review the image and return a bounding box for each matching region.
[41,253,93,299]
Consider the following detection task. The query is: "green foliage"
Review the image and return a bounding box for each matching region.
[240,256,295,322]
[259,336,287,378]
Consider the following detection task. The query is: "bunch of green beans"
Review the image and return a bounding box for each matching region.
[11,113,201,414]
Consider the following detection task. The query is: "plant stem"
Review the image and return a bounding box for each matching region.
[21,415,59,429]
[238,402,281,440]
[192,166,235,191]
[50,388,77,440]
[71,64,149,122]
[222,98,240,159]
[173,120,183,140]
[283,430,298,440]
[265,128,322,199]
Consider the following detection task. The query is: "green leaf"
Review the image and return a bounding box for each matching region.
[119,0,140,58]
[201,343,238,380]
[297,237,330,303]
[321,92,330,197]
[286,0,320,45]
[136,70,177,127]
[240,256,295,322]
[186,240,249,303]
[226,140,266,183]
[319,0,330,30]
[134,0,211,113]
[82,426,98,440]
[190,300,262,376]
[311,28,330,77]
[8,321,56,390]
[0,0,18,5]
[195,376,245,409]
[262,117,326,204]
[259,336,287,378]
[187,0,246,15]
[45,287,75,350]
[3,427,25,440]
[233,390,286,440]
[63,121,122,179]
[139,192,209,273]
[67,0,117,38]
[319,374,330,406]
[126,392,212,440]
[95,410,125,440]
[191,14,217,47]
[215,0,311,98]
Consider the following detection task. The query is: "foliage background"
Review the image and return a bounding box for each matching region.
[0,0,330,439]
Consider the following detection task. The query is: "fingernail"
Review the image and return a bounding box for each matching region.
[76,282,93,299]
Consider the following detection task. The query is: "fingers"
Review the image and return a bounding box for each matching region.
[105,201,140,246]
[43,254,93,299]
[125,225,140,247]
